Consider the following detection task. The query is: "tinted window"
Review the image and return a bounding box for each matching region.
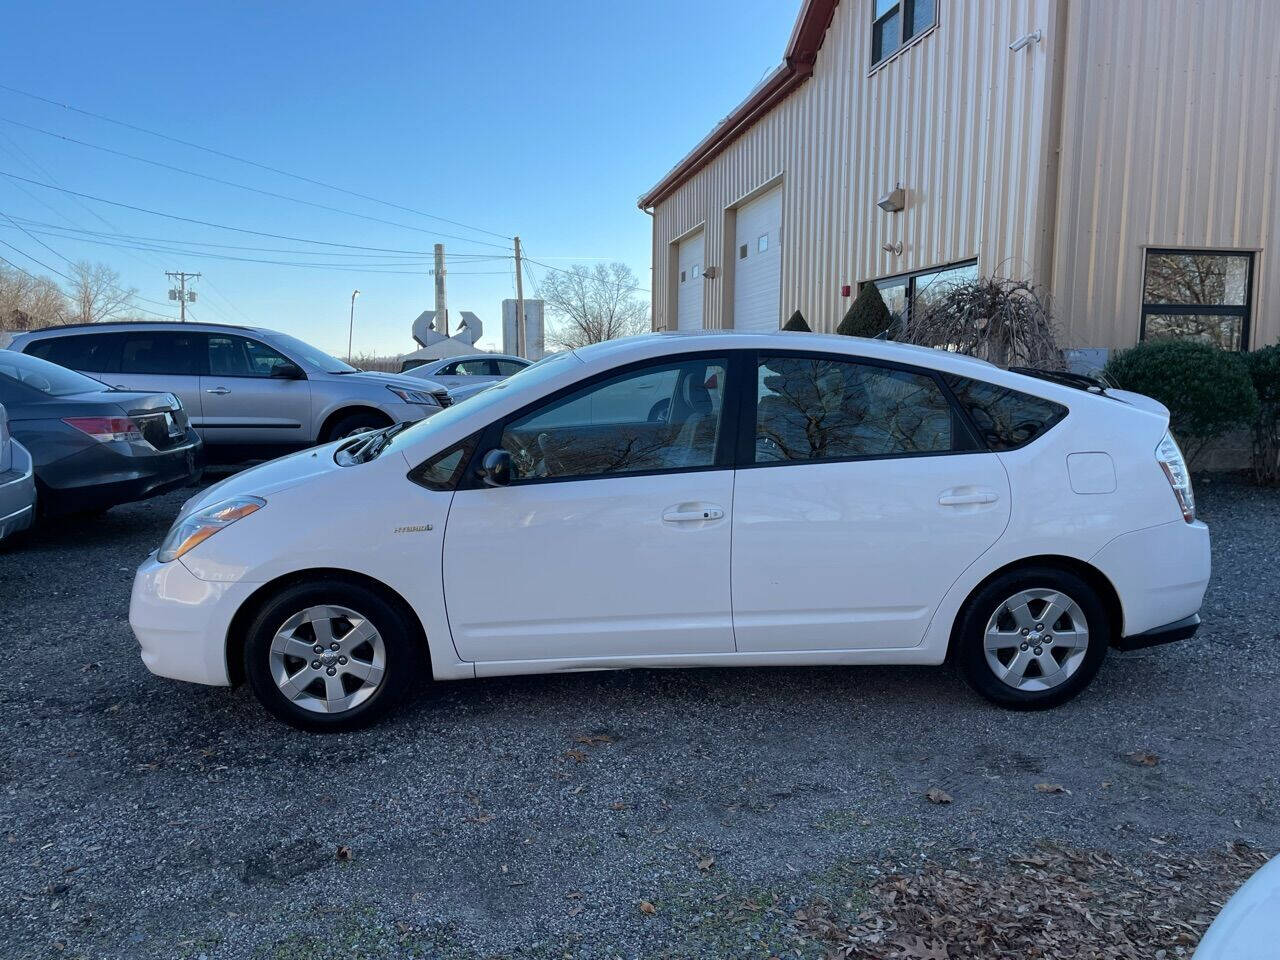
[500,357,727,481]
[208,335,292,377]
[755,356,956,462]
[25,333,123,373]
[0,350,107,397]
[121,332,205,376]
[494,359,527,376]
[452,359,495,376]
[944,375,1067,451]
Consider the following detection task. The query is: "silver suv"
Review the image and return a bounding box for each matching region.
[6,322,448,455]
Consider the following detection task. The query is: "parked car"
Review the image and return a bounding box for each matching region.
[7,322,450,460]
[1192,853,1280,959]
[400,353,530,389]
[130,332,1209,731]
[0,350,202,517]
[0,401,36,541]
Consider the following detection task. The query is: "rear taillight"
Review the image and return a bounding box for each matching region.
[63,416,144,443]
[1156,431,1195,523]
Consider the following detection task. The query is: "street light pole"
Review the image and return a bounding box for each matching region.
[347,290,360,361]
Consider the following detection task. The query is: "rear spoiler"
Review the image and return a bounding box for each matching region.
[1008,366,1110,394]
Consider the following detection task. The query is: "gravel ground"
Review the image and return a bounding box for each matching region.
[1,474,1277,959]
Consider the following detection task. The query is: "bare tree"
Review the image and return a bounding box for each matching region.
[538,262,649,351]
[0,264,69,333]
[66,261,137,324]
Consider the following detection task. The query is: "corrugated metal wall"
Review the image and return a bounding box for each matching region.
[650,0,1057,333]
[1052,0,1280,349]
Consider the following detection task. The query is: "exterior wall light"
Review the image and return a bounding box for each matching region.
[1009,29,1042,52]
[882,241,904,255]
[877,184,905,213]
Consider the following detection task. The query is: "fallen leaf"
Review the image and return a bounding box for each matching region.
[926,788,953,805]
[1125,751,1160,767]
[466,812,494,824]
[609,801,630,811]
[1035,782,1070,794]
[697,856,716,872]
[575,733,613,747]
[336,845,353,862]
[563,749,588,763]
[638,900,657,915]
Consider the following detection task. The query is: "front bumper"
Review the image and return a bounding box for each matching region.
[130,552,256,686]
[40,430,204,516]
[0,441,36,540]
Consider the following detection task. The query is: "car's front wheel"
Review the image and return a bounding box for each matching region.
[243,579,420,731]
[955,566,1111,710]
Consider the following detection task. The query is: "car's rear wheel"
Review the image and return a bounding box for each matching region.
[955,566,1110,710]
[243,580,419,731]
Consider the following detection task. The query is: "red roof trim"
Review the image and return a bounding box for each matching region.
[638,0,840,210]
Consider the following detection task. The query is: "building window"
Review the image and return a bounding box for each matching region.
[739,244,748,260]
[691,264,702,279]
[758,234,769,253]
[680,270,687,283]
[1141,249,1253,350]
[870,259,977,331]
[872,0,936,66]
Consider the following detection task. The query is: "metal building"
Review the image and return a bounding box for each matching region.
[638,0,1280,356]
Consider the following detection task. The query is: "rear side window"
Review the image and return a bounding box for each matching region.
[944,375,1068,451]
[26,333,123,373]
[494,359,527,376]
[121,332,206,376]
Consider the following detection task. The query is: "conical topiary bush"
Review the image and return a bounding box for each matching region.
[782,310,811,332]
[837,282,892,338]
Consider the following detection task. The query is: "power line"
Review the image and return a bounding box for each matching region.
[0,83,514,243]
[0,116,512,251]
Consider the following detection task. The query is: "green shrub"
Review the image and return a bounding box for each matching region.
[837,283,892,338]
[1245,344,1280,483]
[1103,340,1258,462]
[782,310,811,332]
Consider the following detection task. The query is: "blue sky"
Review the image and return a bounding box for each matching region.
[0,1,798,356]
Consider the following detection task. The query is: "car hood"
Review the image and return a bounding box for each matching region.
[180,443,346,517]
[336,370,446,392]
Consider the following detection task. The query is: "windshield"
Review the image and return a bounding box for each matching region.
[269,333,357,374]
[384,350,580,455]
[0,349,107,397]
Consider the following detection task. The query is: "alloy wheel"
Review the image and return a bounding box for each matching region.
[983,588,1090,692]
[268,605,386,714]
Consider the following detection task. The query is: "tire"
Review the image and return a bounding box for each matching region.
[243,579,420,732]
[325,411,391,443]
[954,566,1110,710]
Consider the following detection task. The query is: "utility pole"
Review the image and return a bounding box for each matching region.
[347,290,360,361]
[166,271,200,321]
[433,244,448,338]
[513,235,526,358]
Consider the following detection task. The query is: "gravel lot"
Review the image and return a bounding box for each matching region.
[1,474,1277,959]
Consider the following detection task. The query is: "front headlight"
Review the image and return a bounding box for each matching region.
[386,385,439,405]
[158,496,265,562]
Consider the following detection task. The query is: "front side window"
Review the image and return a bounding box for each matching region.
[872,0,936,66]
[1141,250,1252,350]
[944,375,1067,451]
[452,359,495,376]
[120,332,205,376]
[755,355,956,462]
[208,335,292,377]
[499,357,728,481]
[25,333,123,373]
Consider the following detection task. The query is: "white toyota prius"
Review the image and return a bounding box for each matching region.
[130,333,1210,731]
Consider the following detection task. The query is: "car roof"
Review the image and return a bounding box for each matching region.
[11,320,273,338]
[432,353,527,364]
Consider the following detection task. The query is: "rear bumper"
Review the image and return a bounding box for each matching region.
[40,431,204,515]
[1115,613,1201,651]
[1090,519,1211,640]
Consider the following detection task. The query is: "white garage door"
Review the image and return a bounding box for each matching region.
[733,186,783,332]
[676,232,704,331]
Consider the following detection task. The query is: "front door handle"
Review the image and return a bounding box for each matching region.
[938,490,999,506]
[662,506,724,523]
[205,387,231,396]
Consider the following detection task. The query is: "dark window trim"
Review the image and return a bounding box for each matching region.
[870,0,937,71]
[457,350,744,491]
[863,257,978,332]
[736,348,983,469]
[1139,248,1255,351]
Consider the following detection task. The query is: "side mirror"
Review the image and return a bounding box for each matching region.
[478,448,512,487]
[271,361,306,380]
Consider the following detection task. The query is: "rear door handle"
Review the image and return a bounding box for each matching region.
[938,490,999,506]
[663,506,724,523]
[205,387,231,396]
